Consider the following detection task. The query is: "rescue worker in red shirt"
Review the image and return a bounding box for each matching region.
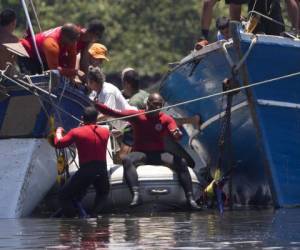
[20,23,80,78]
[53,106,110,217]
[95,93,201,210]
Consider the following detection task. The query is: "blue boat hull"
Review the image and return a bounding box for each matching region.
[160,32,300,207]
[238,33,300,207]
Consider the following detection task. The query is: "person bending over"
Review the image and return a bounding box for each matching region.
[53,106,110,217]
[20,23,80,78]
[95,93,201,210]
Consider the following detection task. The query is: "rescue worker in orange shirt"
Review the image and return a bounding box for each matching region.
[20,23,80,78]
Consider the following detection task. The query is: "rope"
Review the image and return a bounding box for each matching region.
[45,98,82,122]
[235,36,257,71]
[3,68,300,129]
[248,10,292,30]
[24,75,51,119]
[46,76,79,176]
[99,70,300,125]
[58,78,68,105]
[222,36,257,71]
[48,70,63,124]
[25,74,77,178]
[21,0,44,72]
[250,0,258,15]
[222,41,234,67]
[0,71,82,123]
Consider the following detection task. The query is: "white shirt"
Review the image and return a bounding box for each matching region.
[89,82,136,130]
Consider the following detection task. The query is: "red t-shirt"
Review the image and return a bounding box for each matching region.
[54,124,110,165]
[20,26,77,76]
[95,102,179,152]
[21,27,61,58]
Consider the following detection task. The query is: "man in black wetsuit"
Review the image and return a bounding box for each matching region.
[95,93,201,210]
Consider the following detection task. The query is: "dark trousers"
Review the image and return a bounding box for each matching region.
[249,0,284,35]
[59,161,109,217]
[224,0,284,35]
[122,151,193,195]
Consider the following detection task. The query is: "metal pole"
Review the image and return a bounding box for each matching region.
[21,0,44,72]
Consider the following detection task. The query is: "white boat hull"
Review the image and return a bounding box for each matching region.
[0,139,57,218]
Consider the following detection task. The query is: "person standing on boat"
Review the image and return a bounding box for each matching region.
[285,0,300,35]
[248,0,284,35]
[94,93,201,210]
[200,0,248,40]
[0,8,19,70]
[53,106,110,217]
[226,0,284,35]
[20,23,80,78]
[200,0,284,40]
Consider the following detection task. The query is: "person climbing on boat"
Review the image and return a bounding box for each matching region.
[52,106,110,217]
[94,93,201,210]
[87,66,136,131]
[19,23,80,78]
[0,8,19,70]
